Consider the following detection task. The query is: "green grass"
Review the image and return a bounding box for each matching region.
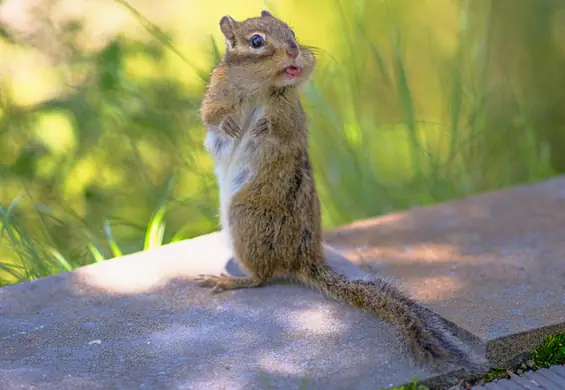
[0,1,563,285]
[530,333,565,368]
[483,368,510,383]
[482,333,565,384]
[0,192,188,286]
[0,188,193,286]
[386,380,428,390]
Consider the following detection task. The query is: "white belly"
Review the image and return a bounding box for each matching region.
[204,129,254,251]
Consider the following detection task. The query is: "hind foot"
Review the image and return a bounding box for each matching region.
[195,274,266,294]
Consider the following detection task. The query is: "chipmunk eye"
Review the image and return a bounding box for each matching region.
[250,34,265,49]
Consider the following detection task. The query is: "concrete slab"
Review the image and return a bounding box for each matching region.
[0,232,469,390]
[324,176,565,367]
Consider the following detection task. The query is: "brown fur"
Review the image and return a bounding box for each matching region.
[197,11,485,371]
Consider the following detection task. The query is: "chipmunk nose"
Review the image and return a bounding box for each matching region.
[286,41,299,59]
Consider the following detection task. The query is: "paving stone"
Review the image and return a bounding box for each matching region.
[325,177,565,367]
[0,232,470,390]
[472,365,565,389]
[523,369,562,389]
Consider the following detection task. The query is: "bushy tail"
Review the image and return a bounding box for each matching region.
[295,262,485,370]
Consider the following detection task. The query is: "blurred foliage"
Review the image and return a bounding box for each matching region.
[0,0,564,286]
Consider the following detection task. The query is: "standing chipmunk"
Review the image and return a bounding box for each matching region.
[198,11,483,370]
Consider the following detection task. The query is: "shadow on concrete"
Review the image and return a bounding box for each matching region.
[324,176,565,366]
[0,240,460,390]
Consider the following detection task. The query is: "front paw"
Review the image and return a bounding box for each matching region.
[251,118,269,136]
[220,116,241,138]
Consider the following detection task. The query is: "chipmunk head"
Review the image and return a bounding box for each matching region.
[219,10,316,90]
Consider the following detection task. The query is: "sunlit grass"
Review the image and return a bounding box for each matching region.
[0,192,195,287]
[0,195,72,285]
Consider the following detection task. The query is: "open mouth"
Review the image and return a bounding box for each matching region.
[283,66,302,78]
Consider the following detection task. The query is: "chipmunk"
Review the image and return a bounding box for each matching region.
[197,11,484,371]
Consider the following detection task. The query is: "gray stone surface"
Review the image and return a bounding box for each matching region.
[324,176,565,367]
[471,365,565,389]
[0,232,464,390]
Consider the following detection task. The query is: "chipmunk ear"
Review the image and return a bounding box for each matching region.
[261,10,273,18]
[219,15,237,49]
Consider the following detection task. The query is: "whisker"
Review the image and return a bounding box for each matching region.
[302,44,326,54]
[302,44,341,65]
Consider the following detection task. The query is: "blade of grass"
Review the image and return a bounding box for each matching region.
[88,243,107,263]
[144,206,166,250]
[0,261,26,283]
[169,223,195,243]
[103,220,123,258]
[46,246,74,272]
[391,28,421,181]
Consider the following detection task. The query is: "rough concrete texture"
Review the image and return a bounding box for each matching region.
[471,365,565,389]
[0,232,468,390]
[325,176,565,367]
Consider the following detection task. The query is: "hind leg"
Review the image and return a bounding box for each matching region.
[202,197,280,295]
[195,273,267,294]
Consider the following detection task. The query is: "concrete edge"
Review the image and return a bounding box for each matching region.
[325,176,565,240]
[486,323,565,368]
